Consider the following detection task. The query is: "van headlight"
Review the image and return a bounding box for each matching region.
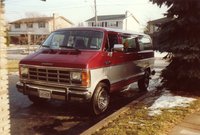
[71,72,81,81]
[70,71,90,87]
[20,66,29,78]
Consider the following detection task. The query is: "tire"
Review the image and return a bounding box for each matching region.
[91,83,110,115]
[28,95,47,104]
[138,70,150,92]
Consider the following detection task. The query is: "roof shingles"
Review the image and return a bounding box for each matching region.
[10,17,53,24]
[86,14,126,22]
[10,16,74,25]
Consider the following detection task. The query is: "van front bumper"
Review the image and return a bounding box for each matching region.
[16,82,92,102]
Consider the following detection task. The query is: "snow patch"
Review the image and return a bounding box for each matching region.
[154,51,168,58]
[9,72,19,75]
[148,69,162,92]
[148,91,196,116]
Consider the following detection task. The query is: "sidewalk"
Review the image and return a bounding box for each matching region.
[169,111,200,135]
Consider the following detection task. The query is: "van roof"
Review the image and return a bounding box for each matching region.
[55,27,149,37]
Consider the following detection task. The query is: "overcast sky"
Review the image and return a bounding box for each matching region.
[5,0,167,27]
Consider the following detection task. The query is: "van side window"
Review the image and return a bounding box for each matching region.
[108,34,118,51]
[138,36,152,51]
[122,36,137,52]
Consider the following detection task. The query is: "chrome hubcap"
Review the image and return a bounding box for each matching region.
[97,89,109,110]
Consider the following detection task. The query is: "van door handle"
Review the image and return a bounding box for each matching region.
[105,61,111,65]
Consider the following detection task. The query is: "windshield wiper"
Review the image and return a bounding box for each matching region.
[59,45,80,51]
[42,45,51,48]
[41,45,55,52]
[59,45,73,48]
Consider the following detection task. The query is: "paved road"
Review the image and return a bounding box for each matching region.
[6,46,38,60]
[9,74,146,135]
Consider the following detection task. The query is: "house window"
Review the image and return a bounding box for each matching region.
[92,22,94,26]
[110,21,117,27]
[105,22,107,27]
[38,22,46,28]
[15,24,20,29]
[27,23,33,28]
[116,21,119,27]
[102,22,104,27]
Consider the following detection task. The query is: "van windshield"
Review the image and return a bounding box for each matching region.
[42,30,104,50]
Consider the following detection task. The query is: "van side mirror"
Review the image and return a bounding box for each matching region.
[113,44,124,52]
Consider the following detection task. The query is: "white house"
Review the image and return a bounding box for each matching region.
[147,17,172,34]
[9,15,74,45]
[147,17,173,47]
[85,12,141,32]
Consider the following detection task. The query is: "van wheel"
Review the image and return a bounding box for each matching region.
[28,95,47,104]
[138,70,150,92]
[91,83,110,115]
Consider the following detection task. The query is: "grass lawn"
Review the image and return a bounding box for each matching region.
[7,60,19,72]
[94,91,200,135]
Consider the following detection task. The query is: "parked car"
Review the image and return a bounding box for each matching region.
[16,27,154,115]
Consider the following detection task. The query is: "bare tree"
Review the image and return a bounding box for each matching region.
[25,12,47,18]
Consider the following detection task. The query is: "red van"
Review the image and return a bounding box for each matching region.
[16,27,154,115]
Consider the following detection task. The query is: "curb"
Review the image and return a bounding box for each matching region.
[80,90,156,135]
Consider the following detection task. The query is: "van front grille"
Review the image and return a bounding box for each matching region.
[25,67,71,84]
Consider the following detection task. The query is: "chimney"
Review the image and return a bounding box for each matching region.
[53,13,59,31]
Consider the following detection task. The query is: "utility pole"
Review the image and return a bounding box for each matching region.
[94,0,98,26]
[125,11,128,31]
